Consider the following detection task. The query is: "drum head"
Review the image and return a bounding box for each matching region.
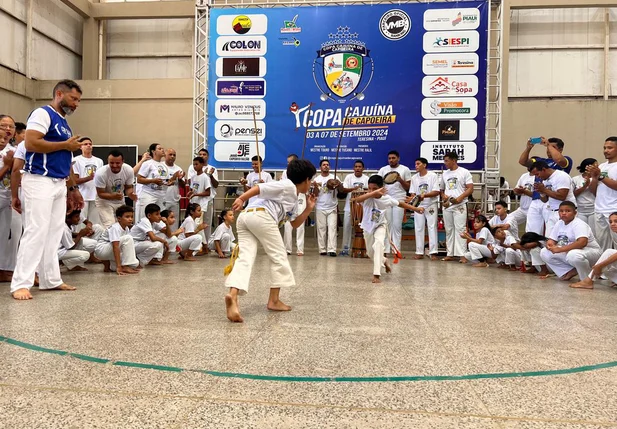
[383,171,400,184]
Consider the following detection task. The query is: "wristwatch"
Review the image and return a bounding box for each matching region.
[68,185,78,191]
[599,175,606,181]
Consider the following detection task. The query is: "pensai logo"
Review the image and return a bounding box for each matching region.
[215,120,266,141]
[423,31,479,53]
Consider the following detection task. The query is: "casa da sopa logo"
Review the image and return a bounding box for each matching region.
[312,26,374,103]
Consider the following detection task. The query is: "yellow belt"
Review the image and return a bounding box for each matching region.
[242,207,266,213]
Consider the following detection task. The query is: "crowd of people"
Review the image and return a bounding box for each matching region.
[1,79,617,321]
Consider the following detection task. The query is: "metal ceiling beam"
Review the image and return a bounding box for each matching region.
[90,1,194,20]
[58,0,91,19]
[510,0,617,8]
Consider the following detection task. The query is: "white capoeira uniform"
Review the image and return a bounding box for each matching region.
[94,164,135,228]
[410,171,440,256]
[208,222,236,255]
[284,191,306,255]
[189,172,212,244]
[137,159,169,220]
[489,213,519,239]
[510,172,534,231]
[378,164,412,253]
[73,154,103,225]
[494,232,522,266]
[340,173,369,253]
[11,105,75,293]
[594,161,617,252]
[130,217,166,265]
[225,180,299,295]
[178,216,203,254]
[58,224,90,270]
[441,166,473,257]
[361,195,399,276]
[95,223,140,270]
[188,164,219,243]
[0,144,18,273]
[463,227,495,263]
[540,218,602,279]
[313,173,338,254]
[541,170,575,237]
[163,162,183,231]
[572,175,595,229]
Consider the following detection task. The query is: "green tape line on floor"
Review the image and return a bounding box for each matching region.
[2,335,617,383]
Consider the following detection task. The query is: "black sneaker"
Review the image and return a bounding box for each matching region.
[328,252,337,257]
[320,252,327,256]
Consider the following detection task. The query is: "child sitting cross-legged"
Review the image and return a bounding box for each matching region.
[460,215,495,268]
[95,205,141,275]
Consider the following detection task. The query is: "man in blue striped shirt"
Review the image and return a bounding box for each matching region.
[11,80,85,300]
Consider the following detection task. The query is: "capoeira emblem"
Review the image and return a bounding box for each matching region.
[289,102,313,131]
[446,177,458,190]
[557,235,569,246]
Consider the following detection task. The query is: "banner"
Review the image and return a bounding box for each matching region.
[208,1,489,171]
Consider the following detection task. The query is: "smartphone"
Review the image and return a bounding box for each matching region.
[529,137,542,144]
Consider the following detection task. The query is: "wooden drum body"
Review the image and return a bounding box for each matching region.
[350,190,369,258]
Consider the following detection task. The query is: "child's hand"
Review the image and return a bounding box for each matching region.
[306,193,317,210]
[116,268,128,276]
[218,252,226,259]
[186,191,194,200]
[373,187,387,197]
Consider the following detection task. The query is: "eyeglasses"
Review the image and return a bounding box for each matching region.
[0,125,15,130]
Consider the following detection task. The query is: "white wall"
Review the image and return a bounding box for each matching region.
[509,7,617,97]
[0,0,82,80]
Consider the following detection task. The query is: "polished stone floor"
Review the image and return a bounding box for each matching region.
[1,238,617,428]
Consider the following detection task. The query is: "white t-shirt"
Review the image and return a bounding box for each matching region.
[246,171,272,203]
[595,161,617,215]
[515,172,535,211]
[164,163,183,203]
[476,227,495,246]
[571,175,595,214]
[130,217,162,242]
[549,218,600,250]
[188,164,218,203]
[138,159,169,199]
[208,223,235,247]
[314,173,338,211]
[360,194,399,234]
[410,171,440,208]
[0,145,16,201]
[281,170,288,180]
[378,164,412,200]
[72,155,104,202]
[14,142,26,161]
[189,173,212,209]
[342,173,369,213]
[441,166,473,208]
[58,224,75,257]
[246,179,299,225]
[94,164,135,207]
[99,222,130,244]
[179,216,197,240]
[543,170,575,210]
[489,214,519,238]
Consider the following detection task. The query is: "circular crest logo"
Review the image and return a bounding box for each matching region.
[232,15,252,35]
[379,9,411,41]
[220,123,233,138]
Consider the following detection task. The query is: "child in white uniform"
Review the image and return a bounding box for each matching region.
[313,159,339,256]
[281,154,306,256]
[409,157,440,259]
[492,228,522,270]
[540,201,602,281]
[225,159,317,323]
[178,203,206,261]
[571,158,597,227]
[130,203,168,267]
[156,209,181,256]
[188,156,211,249]
[58,212,96,271]
[461,215,495,267]
[489,200,519,238]
[242,156,272,204]
[209,209,236,257]
[352,175,424,284]
[95,205,141,275]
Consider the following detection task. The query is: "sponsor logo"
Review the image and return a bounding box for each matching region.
[215,99,266,120]
[214,141,266,163]
[281,37,301,47]
[420,119,477,141]
[422,75,478,97]
[216,36,267,56]
[281,14,301,33]
[423,31,479,53]
[421,97,478,119]
[438,120,460,141]
[216,79,266,97]
[232,15,252,34]
[379,9,411,41]
[221,58,261,77]
[422,53,479,75]
[420,142,478,163]
[313,26,374,103]
[215,120,266,141]
[423,8,480,31]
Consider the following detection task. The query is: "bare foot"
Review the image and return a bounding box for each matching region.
[384,260,392,273]
[267,299,292,312]
[537,267,550,277]
[103,261,112,272]
[459,257,469,264]
[297,253,304,256]
[148,260,164,266]
[413,255,424,260]
[524,266,538,274]
[430,255,439,261]
[12,288,32,300]
[33,275,40,286]
[611,283,617,288]
[162,260,176,264]
[570,278,594,289]
[0,271,13,282]
[442,256,456,262]
[47,283,77,291]
[124,267,140,274]
[497,264,509,270]
[183,255,197,261]
[372,275,381,283]
[560,269,578,281]
[68,266,88,272]
[473,262,489,268]
[225,294,244,323]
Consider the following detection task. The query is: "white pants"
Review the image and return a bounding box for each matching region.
[464,241,492,263]
[94,235,139,270]
[178,235,202,254]
[443,204,467,257]
[509,207,528,232]
[163,200,180,230]
[384,205,404,253]
[316,208,337,253]
[81,200,100,225]
[594,213,613,252]
[225,210,295,295]
[590,249,617,281]
[59,250,90,270]
[134,240,164,266]
[95,199,122,229]
[11,175,67,292]
[526,200,545,235]
[284,220,305,254]
[540,246,602,279]
[138,193,165,221]
[522,247,545,268]
[496,247,522,266]
[577,212,595,229]
[204,199,214,243]
[414,204,438,255]
[364,224,387,276]
[0,200,19,271]
[156,233,179,254]
[195,201,209,244]
[209,232,236,254]
[341,210,353,251]
[544,208,559,237]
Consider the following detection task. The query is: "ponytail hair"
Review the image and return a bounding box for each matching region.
[148,143,160,157]
[185,203,200,220]
[219,208,231,223]
[520,232,548,246]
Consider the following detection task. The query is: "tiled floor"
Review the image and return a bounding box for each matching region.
[1,239,617,428]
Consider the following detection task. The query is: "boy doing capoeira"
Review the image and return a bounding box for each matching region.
[225,159,317,323]
[352,175,425,283]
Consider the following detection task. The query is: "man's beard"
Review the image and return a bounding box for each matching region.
[60,100,74,116]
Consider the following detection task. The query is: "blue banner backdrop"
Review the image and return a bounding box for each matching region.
[208,1,489,171]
